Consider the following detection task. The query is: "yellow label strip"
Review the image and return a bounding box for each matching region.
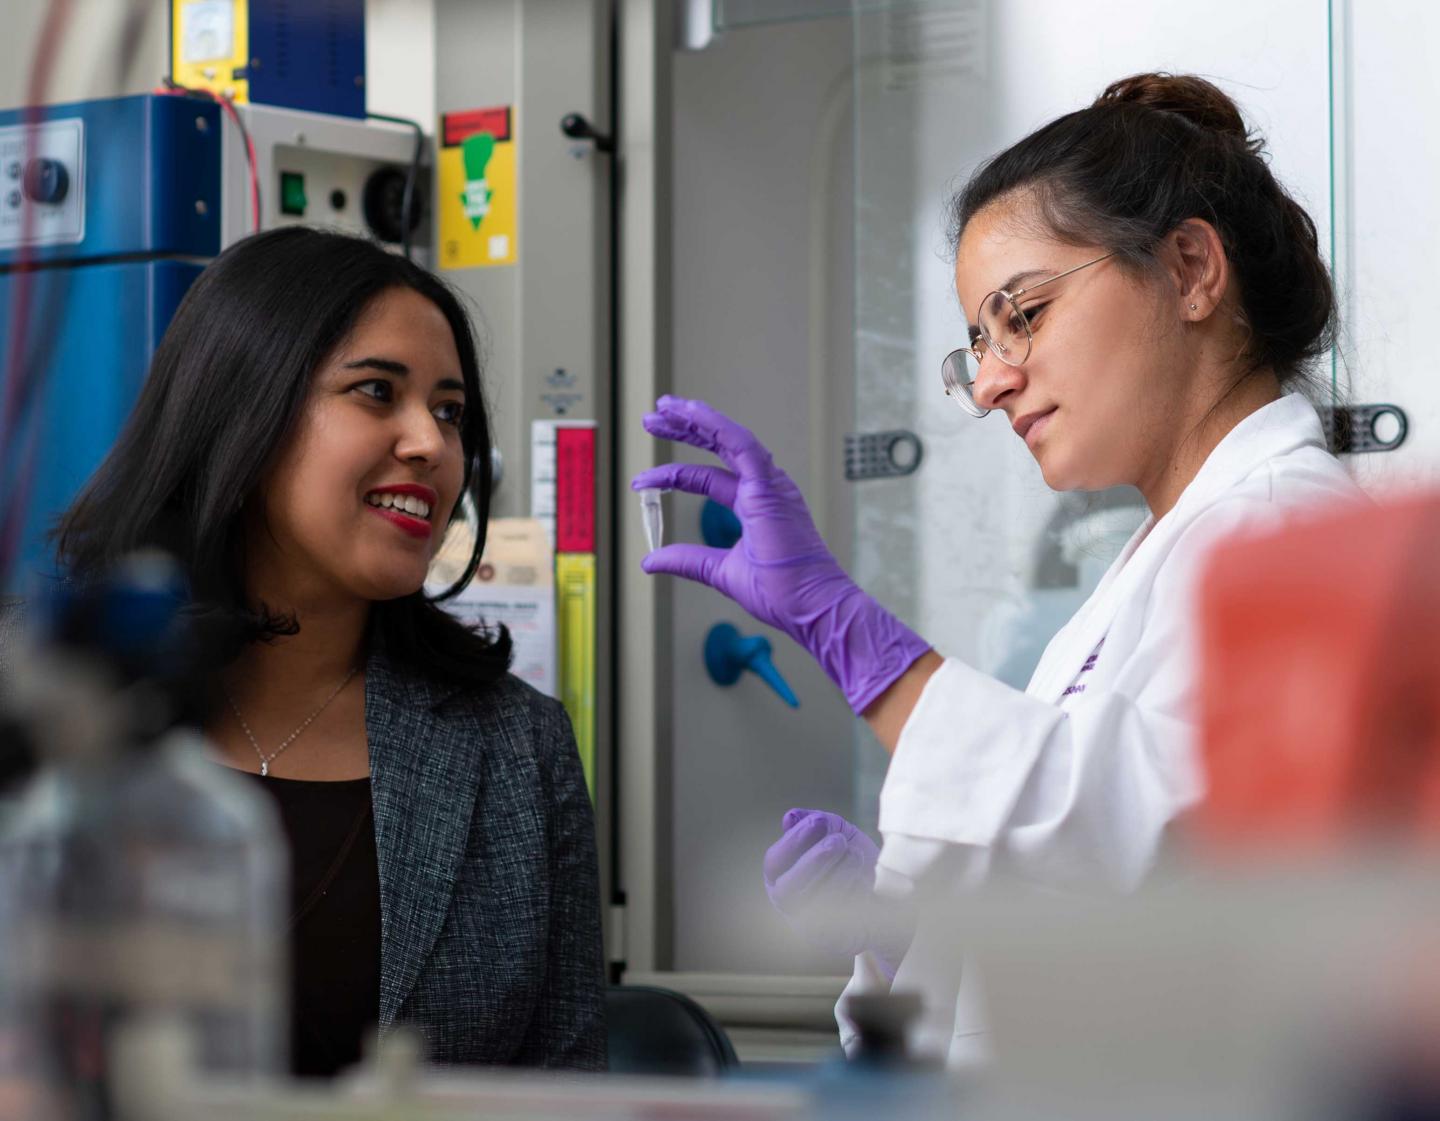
[555,552,597,799]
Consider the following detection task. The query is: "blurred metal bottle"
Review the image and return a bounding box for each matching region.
[0,555,287,1120]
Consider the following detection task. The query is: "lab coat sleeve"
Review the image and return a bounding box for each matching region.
[836,847,988,1060]
[836,951,895,1057]
[877,498,1272,893]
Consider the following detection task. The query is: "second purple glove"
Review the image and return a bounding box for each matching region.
[631,396,930,714]
[763,808,914,971]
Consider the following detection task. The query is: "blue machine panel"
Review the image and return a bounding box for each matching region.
[1,260,204,592]
[249,0,367,120]
[0,95,220,269]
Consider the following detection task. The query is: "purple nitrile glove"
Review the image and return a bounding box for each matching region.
[631,396,930,714]
[763,808,914,972]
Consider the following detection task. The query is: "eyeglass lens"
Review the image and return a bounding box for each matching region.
[979,291,1032,367]
[941,349,986,417]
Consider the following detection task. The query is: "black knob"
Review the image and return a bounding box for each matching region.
[560,112,613,153]
[362,166,423,244]
[22,158,69,205]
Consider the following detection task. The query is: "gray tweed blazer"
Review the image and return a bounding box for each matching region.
[364,641,606,1069]
[0,602,607,1070]
[365,641,605,1069]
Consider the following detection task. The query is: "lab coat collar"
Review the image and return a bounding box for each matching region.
[1157,392,1326,527]
[1025,394,1326,702]
[1103,392,1325,584]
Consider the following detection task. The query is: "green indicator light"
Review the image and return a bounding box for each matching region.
[280,171,307,216]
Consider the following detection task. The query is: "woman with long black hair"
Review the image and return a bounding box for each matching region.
[53,227,605,1076]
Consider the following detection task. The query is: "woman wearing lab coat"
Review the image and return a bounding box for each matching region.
[632,73,1363,1063]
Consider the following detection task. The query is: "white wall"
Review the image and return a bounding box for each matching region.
[0,2,168,111]
[1343,0,1440,490]
[366,0,436,125]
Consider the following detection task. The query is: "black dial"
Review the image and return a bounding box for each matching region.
[362,166,422,244]
[22,159,69,205]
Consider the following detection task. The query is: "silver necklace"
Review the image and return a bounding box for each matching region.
[222,666,360,777]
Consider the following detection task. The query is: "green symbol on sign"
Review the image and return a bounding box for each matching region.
[460,132,495,230]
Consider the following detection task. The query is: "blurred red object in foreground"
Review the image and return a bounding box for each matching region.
[1196,492,1440,851]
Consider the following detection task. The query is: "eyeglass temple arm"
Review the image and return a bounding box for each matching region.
[1007,251,1116,301]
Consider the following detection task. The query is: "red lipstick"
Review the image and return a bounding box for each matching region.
[364,483,439,540]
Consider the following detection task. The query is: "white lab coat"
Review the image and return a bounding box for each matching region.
[838,394,1364,1065]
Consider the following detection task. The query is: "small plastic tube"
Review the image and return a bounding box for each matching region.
[639,488,665,552]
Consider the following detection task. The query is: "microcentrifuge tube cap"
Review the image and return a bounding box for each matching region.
[640,488,665,553]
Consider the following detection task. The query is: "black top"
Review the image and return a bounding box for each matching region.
[244,772,382,1079]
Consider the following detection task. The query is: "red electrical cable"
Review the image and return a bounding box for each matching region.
[217,95,263,233]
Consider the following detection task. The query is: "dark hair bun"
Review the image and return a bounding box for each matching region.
[951,70,1335,389]
[1097,72,1259,152]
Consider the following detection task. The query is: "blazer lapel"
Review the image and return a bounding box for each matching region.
[365,646,482,1028]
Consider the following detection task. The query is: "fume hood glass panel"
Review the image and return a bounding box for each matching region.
[714,0,851,27]
[667,13,866,977]
[713,0,926,31]
[847,0,1148,821]
[662,0,1333,979]
[845,0,1333,822]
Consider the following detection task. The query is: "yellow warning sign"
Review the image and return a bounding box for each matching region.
[438,105,517,269]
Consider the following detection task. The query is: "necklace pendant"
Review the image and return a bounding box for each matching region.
[260,760,269,778]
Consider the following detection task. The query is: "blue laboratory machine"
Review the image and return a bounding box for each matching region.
[0,94,221,593]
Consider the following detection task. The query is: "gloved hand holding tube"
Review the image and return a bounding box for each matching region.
[631,396,931,714]
[764,809,915,976]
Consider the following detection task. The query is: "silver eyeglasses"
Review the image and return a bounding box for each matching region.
[941,251,1115,418]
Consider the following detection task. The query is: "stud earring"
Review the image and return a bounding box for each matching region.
[1188,303,1199,311]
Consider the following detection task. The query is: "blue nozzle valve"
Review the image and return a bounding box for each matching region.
[700,499,744,550]
[703,622,800,708]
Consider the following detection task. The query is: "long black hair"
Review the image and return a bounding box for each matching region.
[55,226,512,686]
[950,73,1335,392]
